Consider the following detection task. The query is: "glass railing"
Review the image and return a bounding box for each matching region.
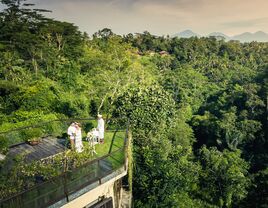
[0,119,128,208]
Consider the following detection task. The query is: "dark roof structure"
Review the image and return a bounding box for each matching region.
[7,136,67,163]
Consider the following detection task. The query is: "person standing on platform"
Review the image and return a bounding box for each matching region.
[67,122,76,150]
[97,114,105,144]
[74,122,84,153]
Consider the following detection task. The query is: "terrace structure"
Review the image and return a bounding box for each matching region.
[0,119,132,208]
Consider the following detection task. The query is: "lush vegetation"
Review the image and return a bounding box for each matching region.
[0,0,267,207]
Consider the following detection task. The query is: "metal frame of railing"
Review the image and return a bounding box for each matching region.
[0,117,122,135]
[0,119,129,208]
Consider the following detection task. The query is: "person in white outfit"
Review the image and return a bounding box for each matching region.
[67,122,76,150]
[97,114,105,144]
[74,123,84,153]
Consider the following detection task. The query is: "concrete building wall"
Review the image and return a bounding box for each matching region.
[62,170,127,208]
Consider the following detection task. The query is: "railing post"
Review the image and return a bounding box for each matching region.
[108,128,118,154]
[98,159,102,185]
[124,121,130,170]
[63,155,69,202]
[124,119,130,147]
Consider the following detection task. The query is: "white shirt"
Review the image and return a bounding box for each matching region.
[67,125,76,140]
[97,118,105,138]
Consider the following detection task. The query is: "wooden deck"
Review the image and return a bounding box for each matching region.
[7,136,67,162]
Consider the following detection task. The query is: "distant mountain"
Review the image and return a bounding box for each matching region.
[208,32,230,40]
[173,30,200,38]
[173,30,268,42]
[231,31,268,42]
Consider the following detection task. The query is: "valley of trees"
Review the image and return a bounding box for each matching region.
[0,1,267,207]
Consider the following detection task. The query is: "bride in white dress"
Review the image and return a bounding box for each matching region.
[74,123,84,153]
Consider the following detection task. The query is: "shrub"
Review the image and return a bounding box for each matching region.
[22,128,43,142]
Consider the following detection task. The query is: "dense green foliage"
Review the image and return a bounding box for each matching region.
[0,1,267,207]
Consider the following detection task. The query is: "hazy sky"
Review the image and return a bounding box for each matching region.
[2,0,268,36]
